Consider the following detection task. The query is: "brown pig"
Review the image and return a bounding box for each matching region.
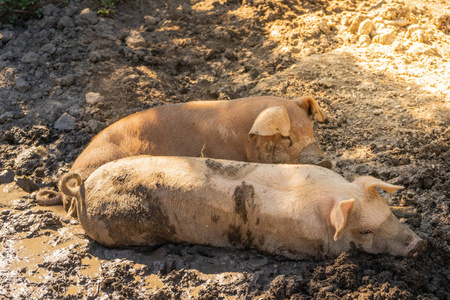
[38,96,331,216]
[59,156,426,260]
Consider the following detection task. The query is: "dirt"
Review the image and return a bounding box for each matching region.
[0,0,449,299]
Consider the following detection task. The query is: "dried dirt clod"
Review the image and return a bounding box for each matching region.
[15,176,39,193]
[0,30,14,43]
[348,15,366,34]
[410,30,428,43]
[126,31,147,48]
[54,113,76,131]
[85,92,103,105]
[79,8,99,25]
[0,169,15,184]
[58,15,75,29]
[372,31,396,45]
[358,35,371,45]
[358,19,373,36]
[406,24,420,38]
[21,52,40,64]
[14,77,30,92]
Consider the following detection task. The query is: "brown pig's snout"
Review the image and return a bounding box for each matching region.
[407,239,427,258]
[297,142,332,169]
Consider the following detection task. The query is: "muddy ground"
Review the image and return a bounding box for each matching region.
[0,0,449,299]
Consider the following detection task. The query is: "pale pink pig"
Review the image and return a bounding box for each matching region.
[59,156,426,260]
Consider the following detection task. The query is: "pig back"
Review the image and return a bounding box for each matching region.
[79,156,262,247]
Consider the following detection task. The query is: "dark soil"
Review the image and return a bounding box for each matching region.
[0,0,449,299]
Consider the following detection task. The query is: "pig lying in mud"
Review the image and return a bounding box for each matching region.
[38,96,331,216]
[59,156,426,260]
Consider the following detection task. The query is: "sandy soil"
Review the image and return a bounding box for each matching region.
[0,0,449,299]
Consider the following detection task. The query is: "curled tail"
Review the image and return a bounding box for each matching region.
[58,172,83,198]
[36,189,62,206]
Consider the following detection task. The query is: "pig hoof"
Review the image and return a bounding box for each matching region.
[408,240,427,258]
[36,189,62,206]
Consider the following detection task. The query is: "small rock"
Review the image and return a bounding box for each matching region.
[41,43,56,54]
[348,15,366,34]
[372,32,395,45]
[87,120,104,133]
[58,15,74,29]
[80,8,98,25]
[385,19,409,27]
[358,19,373,36]
[58,74,76,87]
[85,92,103,105]
[54,113,76,131]
[373,109,383,115]
[359,34,371,44]
[15,176,39,193]
[144,15,159,26]
[0,30,14,43]
[0,169,15,184]
[14,77,30,92]
[126,31,147,48]
[21,52,40,64]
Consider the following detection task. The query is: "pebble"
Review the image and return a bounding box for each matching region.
[373,109,383,115]
[126,31,147,48]
[54,113,76,131]
[21,52,40,64]
[80,8,99,25]
[85,92,103,105]
[0,169,15,184]
[410,30,428,43]
[14,77,31,92]
[358,19,373,36]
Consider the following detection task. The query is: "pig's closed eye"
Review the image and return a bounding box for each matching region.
[360,229,372,235]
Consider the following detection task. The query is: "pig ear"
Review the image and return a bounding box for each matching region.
[330,198,356,241]
[249,106,291,137]
[353,176,404,194]
[295,96,325,122]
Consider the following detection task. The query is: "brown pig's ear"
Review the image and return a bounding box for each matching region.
[295,96,325,122]
[330,198,356,241]
[249,106,291,137]
[353,176,404,194]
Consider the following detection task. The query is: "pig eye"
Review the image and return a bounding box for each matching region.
[359,229,372,235]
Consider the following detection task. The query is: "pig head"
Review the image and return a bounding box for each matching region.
[329,176,426,258]
[59,156,425,260]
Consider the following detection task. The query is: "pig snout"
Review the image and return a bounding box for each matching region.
[407,238,427,258]
[297,142,332,169]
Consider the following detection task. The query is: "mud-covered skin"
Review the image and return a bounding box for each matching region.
[62,156,425,260]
